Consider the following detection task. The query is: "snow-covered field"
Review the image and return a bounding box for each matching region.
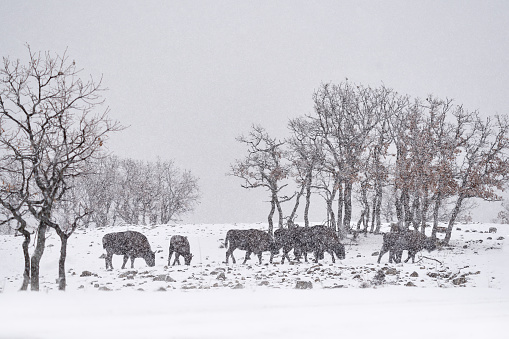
[0,222,508,339]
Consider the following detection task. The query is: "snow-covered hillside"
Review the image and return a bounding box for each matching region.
[0,222,507,338]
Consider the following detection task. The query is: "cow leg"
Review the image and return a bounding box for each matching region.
[226,248,236,264]
[173,254,180,266]
[105,252,113,270]
[130,256,135,269]
[389,249,402,263]
[168,251,173,266]
[396,251,403,263]
[377,248,388,264]
[121,255,128,269]
[329,251,336,263]
[282,248,291,264]
[292,246,299,262]
[257,252,263,264]
[313,251,319,263]
[405,252,414,263]
[243,251,252,264]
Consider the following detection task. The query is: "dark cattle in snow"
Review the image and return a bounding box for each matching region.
[376,232,401,264]
[168,235,193,266]
[298,225,345,263]
[377,230,436,264]
[274,225,345,264]
[224,229,278,264]
[273,227,305,264]
[102,231,155,269]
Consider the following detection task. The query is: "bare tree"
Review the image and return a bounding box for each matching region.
[80,156,200,226]
[443,114,509,243]
[287,117,323,227]
[0,162,33,290]
[496,200,509,224]
[0,46,122,290]
[367,119,391,234]
[311,82,394,237]
[230,125,290,234]
[157,159,201,224]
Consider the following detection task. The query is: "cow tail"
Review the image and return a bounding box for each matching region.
[224,232,229,249]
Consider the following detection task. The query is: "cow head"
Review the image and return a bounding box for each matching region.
[184,253,193,266]
[334,243,346,260]
[424,237,437,252]
[145,251,156,267]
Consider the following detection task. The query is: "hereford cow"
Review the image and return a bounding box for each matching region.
[102,231,156,270]
[377,230,436,264]
[224,229,278,264]
[168,235,193,266]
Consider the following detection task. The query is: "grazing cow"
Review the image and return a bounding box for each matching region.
[299,225,345,263]
[377,230,436,264]
[274,225,345,264]
[224,229,278,264]
[168,235,193,266]
[102,231,156,270]
[377,232,402,264]
[274,227,305,264]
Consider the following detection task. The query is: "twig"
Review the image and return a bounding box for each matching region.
[420,255,443,265]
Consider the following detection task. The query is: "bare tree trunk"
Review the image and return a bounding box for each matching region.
[275,198,284,229]
[55,229,69,291]
[361,184,370,234]
[304,174,312,227]
[343,181,352,233]
[395,189,403,227]
[370,196,377,233]
[356,212,364,231]
[336,181,344,238]
[288,184,305,226]
[268,196,276,235]
[411,195,420,231]
[402,189,412,229]
[30,223,47,291]
[326,175,339,231]
[431,192,442,240]
[444,195,464,244]
[373,182,383,234]
[420,189,430,234]
[326,197,336,230]
[20,229,31,291]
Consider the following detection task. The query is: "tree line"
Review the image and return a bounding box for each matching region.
[231,82,509,243]
[0,47,200,291]
[73,155,200,228]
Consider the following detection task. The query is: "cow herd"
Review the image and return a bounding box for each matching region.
[101,224,437,270]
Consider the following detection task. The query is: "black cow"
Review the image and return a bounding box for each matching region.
[377,232,401,264]
[377,230,436,264]
[224,229,278,264]
[168,235,193,266]
[274,227,303,264]
[274,225,345,264]
[102,231,156,270]
[298,225,345,263]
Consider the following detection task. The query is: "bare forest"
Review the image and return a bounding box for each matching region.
[231,82,509,242]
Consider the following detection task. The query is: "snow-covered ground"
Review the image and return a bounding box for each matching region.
[0,222,507,338]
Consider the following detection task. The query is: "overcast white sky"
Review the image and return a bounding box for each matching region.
[2,1,509,224]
